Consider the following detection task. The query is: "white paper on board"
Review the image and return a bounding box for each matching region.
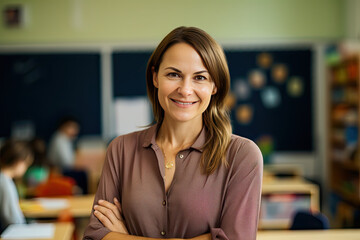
[115,97,152,136]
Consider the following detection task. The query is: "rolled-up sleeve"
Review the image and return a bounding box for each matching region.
[83,137,124,240]
[211,140,263,240]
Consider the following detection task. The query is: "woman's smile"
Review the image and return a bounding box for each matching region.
[170,98,199,108]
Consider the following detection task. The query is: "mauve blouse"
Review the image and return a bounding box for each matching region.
[83,124,263,240]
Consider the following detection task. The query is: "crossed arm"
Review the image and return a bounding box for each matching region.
[94,198,211,240]
[103,232,211,240]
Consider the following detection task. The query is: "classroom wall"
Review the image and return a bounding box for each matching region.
[344,0,360,40]
[0,0,345,44]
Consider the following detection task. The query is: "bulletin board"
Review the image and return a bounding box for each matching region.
[112,48,314,152]
[226,49,313,151]
[0,53,102,140]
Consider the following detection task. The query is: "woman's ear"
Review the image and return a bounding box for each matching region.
[152,67,159,88]
[212,84,217,95]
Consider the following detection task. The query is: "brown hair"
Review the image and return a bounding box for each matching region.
[146,26,232,174]
[0,140,33,169]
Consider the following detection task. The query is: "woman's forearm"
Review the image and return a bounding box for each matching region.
[102,232,211,240]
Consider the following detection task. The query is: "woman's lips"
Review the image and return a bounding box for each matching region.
[170,98,199,107]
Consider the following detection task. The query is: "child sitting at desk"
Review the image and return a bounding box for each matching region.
[24,137,49,196]
[0,140,33,233]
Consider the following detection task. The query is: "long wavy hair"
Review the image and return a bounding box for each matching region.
[146,26,232,175]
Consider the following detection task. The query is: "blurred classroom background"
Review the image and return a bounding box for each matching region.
[0,0,360,239]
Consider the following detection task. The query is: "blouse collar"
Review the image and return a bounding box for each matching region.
[142,123,206,153]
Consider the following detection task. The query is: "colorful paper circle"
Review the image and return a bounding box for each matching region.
[224,92,236,110]
[261,87,281,108]
[271,64,288,83]
[287,76,304,97]
[257,53,273,69]
[234,79,251,100]
[236,104,253,125]
[249,70,266,89]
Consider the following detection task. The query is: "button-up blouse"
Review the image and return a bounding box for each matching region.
[83,124,263,240]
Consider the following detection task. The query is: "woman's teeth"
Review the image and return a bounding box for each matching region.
[173,100,195,105]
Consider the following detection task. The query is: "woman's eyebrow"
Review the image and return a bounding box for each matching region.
[194,70,208,75]
[164,67,182,73]
[164,67,208,75]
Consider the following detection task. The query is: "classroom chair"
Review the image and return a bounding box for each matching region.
[290,210,330,230]
[62,169,88,194]
[34,176,76,197]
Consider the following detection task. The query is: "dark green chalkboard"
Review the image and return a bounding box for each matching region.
[0,53,101,140]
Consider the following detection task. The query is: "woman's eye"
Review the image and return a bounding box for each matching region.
[167,72,180,78]
[195,75,207,81]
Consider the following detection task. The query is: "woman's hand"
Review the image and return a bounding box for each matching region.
[94,197,129,234]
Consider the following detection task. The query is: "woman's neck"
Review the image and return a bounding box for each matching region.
[157,117,203,150]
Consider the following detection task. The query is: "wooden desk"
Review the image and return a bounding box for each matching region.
[260,177,319,229]
[0,222,74,240]
[20,194,94,218]
[257,229,360,240]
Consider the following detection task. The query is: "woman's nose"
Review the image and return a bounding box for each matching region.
[177,78,193,96]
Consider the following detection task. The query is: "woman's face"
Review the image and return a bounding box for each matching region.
[153,43,217,124]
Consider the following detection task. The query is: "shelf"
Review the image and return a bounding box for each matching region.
[332,185,360,206]
[331,122,358,129]
[328,54,360,216]
[330,137,346,148]
[331,102,359,108]
[331,81,358,88]
[331,160,360,172]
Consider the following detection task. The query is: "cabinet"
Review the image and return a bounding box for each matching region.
[328,54,360,206]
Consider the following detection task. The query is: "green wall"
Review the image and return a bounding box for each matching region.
[0,0,345,44]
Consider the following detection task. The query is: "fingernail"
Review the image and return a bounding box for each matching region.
[94,210,98,214]
[114,198,118,202]
[94,205,98,209]
[98,200,103,203]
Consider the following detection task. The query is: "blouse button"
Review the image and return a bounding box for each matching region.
[179,154,184,159]
[161,231,166,236]
[162,200,166,206]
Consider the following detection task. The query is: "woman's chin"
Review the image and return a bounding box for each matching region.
[165,114,202,125]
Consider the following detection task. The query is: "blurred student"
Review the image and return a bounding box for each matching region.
[48,117,88,194]
[48,116,80,170]
[0,140,33,233]
[24,137,49,194]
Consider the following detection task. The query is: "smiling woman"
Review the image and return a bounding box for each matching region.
[83,26,263,240]
[153,43,217,127]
